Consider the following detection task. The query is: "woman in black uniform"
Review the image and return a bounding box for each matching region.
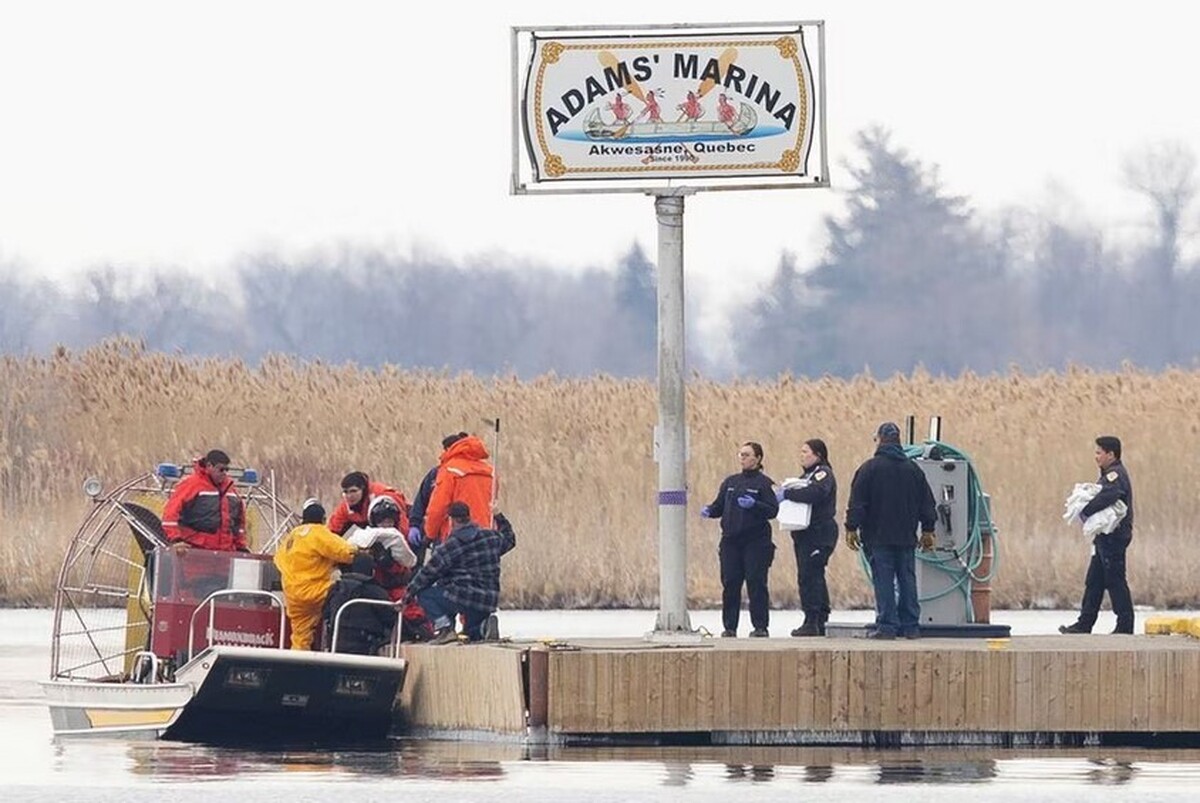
[780,438,838,637]
[701,441,779,637]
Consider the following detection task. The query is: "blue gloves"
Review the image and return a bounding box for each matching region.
[736,494,755,509]
[775,488,785,503]
[407,526,424,549]
[700,505,713,518]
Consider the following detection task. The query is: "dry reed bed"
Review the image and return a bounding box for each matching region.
[2,340,1199,610]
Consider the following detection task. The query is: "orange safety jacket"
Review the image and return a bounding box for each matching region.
[162,460,247,551]
[424,435,495,543]
[328,481,410,536]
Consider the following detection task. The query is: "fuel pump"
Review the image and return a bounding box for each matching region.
[907,416,1007,635]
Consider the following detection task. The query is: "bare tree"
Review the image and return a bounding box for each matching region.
[1122,140,1197,363]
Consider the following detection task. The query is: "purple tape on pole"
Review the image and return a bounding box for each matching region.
[658,490,688,506]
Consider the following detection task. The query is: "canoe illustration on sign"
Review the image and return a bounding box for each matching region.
[583,101,757,140]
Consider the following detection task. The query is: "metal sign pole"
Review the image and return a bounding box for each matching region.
[653,190,693,633]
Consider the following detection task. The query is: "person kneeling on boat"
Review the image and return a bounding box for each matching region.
[403,501,516,644]
[274,498,368,650]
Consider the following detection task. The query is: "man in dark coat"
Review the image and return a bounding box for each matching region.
[1060,435,1135,635]
[844,422,937,639]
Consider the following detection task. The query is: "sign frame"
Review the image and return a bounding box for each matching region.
[511,21,828,196]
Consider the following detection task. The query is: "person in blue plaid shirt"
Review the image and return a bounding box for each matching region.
[405,501,516,643]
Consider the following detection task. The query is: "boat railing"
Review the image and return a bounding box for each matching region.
[187,589,287,661]
[130,650,162,684]
[330,598,404,659]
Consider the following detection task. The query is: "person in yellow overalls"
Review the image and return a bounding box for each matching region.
[274,498,363,650]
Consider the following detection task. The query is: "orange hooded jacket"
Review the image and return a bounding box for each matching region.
[423,435,495,543]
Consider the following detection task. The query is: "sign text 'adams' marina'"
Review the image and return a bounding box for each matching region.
[522,32,817,181]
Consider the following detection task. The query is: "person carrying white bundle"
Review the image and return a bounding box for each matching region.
[1063,483,1129,538]
[1060,435,1136,635]
[344,496,417,568]
[777,438,838,638]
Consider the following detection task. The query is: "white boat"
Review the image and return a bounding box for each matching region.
[43,464,408,743]
[583,102,756,140]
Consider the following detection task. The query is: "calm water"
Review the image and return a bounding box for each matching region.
[5,608,1200,801]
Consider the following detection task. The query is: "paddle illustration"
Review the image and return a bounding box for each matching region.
[676,47,739,122]
[598,51,646,138]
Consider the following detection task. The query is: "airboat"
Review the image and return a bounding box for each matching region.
[42,464,408,743]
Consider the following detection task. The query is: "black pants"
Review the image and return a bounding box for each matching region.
[1078,535,1134,630]
[719,536,774,631]
[791,534,833,617]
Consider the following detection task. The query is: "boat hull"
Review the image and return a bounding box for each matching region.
[44,646,407,743]
[42,679,192,738]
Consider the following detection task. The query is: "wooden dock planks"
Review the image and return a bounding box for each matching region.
[399,635,1200,742]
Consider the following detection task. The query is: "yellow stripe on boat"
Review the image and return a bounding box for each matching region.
[85,708,176,728]
[1187,618,1200,639]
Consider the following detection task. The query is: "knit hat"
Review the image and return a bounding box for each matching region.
[301,497,325,524]
[876,422,902,444]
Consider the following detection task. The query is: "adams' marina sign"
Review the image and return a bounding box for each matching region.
[515,24,824,190]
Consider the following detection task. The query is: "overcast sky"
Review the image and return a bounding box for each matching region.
[1,1,1195,312]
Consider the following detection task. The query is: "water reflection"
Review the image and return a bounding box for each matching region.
[1085,758,1138,786]
[875,758,996,784]
[722,762,775,782]
[117,739,514,782]
[25,733,1200,794]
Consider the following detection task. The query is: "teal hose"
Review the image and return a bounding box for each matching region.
[855,440,1000,624]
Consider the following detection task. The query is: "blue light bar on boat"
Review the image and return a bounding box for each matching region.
[155,462,257,484]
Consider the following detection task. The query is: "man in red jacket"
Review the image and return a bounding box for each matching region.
[328,471,410,537]
[162,449,248,552]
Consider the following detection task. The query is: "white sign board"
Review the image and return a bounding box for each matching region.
[518,26,821,188]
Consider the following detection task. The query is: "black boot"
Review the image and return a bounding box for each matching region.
[791,612,822,637]
[817,613,828,637]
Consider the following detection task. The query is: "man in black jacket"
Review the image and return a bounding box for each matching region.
[1060,435,1135,635]
[844,422,937,640]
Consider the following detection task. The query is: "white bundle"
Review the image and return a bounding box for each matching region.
[1063,482,1128,538]
[778,476,812,531]
[345,526,417,567]
[1082,500,1128,539]
[1063,483,1100,524]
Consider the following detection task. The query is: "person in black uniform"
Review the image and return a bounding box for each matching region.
[1060,435,1135,635]
[780,438,838,637]
[701,441,779,637]
[844,422,937,640]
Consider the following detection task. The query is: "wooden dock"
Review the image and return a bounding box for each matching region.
[397,635,1200,746]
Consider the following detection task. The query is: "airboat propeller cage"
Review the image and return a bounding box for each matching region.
[50,466,295,683]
